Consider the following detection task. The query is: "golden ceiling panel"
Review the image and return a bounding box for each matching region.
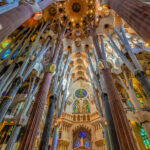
[65,0,88,23]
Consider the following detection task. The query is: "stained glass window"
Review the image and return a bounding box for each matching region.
[137,123,150,149]
[75,89,87,98]
[82,100,90,113]
[75,140,80,147]
[1,49,10,59]
[84,140,90,148]
[128,101,132,107]
[73,100,80,114]
[136,93,141,98]
[73,129,91,149]
[0,39,11,49]
[79,131,86,138]
[140,100,144,106]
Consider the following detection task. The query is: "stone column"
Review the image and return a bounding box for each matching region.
[103,126,111,150]
[0,0,53,42]
[114,27,150,98]
[19,72,53,150]
[118,74,141,110]
[39,95,57,150]
[0,3,33,42]
[51,126,59,150]
[135,71,150,98]
[91,29,138,150]
[5,126,21,150]
[108,0,150,41]
[0,76,23,122]
[39,59,70,150]
[102,68,138,150]
[19,19,69,149]
[101,92,120,150]
[88,56,120,150]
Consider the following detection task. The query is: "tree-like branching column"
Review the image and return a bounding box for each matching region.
[19,21,69,150]
[90,23,138,150]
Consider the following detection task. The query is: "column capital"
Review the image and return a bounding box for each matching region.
[98,59,111,69]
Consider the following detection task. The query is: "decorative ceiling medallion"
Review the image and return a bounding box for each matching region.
[65,0,88,23]
[72,29,84,39]
[75,30,82,36]
[72,2,81,13]
[49,7,57,16]
[43,4,57,21]
[75,89,87,98]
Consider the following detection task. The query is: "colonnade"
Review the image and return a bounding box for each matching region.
[0,0,149,150]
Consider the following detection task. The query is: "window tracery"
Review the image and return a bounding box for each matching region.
[72,99,90,114]
[73,129,91,149]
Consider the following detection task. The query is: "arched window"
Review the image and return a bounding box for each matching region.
[73,128,91,149]
[73,100,80,114]
[84,140,90,148]
[82,100,90,113]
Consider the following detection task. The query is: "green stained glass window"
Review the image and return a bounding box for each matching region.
[136,93,141,98]
[82,100,90,113]
[73,100,80,114]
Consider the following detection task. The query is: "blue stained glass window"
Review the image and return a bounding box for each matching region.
[75,89,87,98]
[84,140,90,148]
[24,90,28,94]
[79,131,86,138]
[75,140,80,147]
[11,50,18,59]
[2,91,6,96]
[1,49,10,59]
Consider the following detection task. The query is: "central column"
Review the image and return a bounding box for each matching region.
[39,95,57,150]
